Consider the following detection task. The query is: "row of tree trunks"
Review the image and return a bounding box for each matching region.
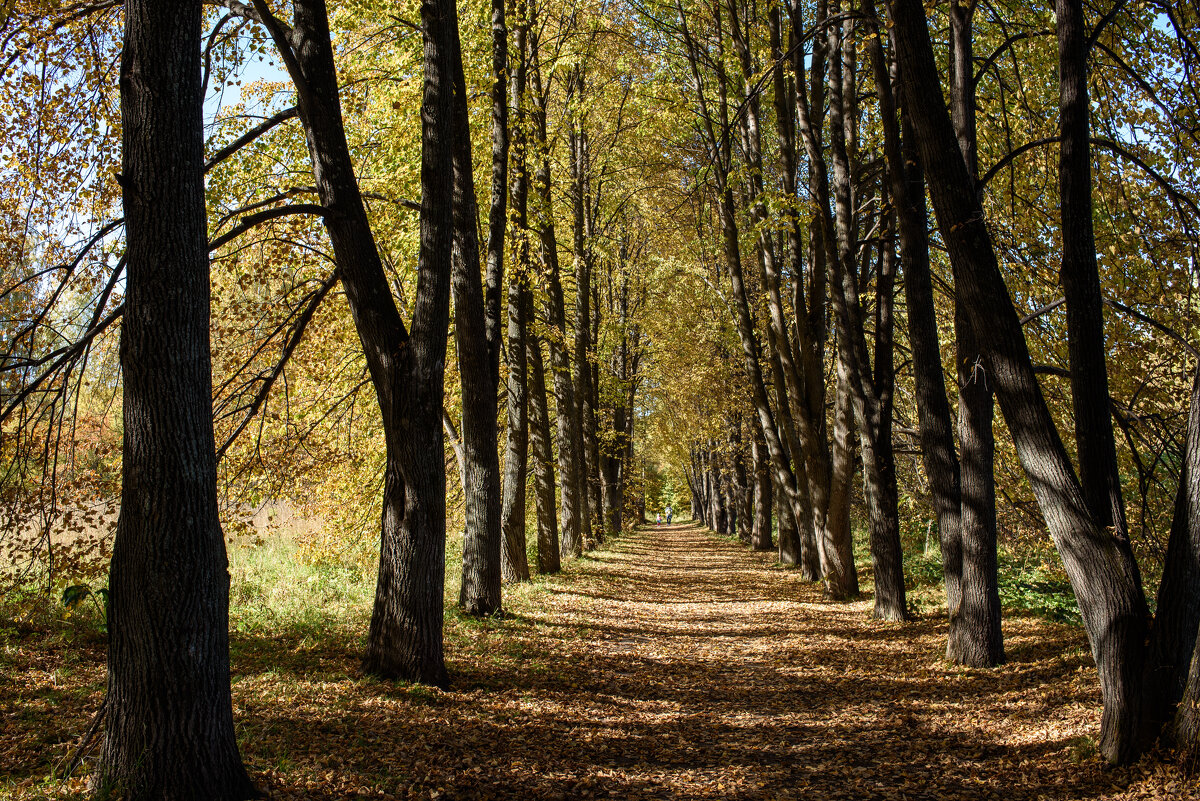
[885,0,1151,762]
[772,0,858,601]
[823,1,905,621]
[528,19,588,560]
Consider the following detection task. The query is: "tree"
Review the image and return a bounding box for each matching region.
[450,0,503,616]
[885,0,1148,761]
[241,0,457,685]
[100,1,256,796]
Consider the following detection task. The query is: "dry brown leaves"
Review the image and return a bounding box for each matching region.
[4,523,1198,799]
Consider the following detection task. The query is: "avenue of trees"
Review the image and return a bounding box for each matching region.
[1,0,1199,795]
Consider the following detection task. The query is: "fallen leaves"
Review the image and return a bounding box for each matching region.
[3,523,1199,799]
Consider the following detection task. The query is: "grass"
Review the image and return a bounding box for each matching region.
[0,518,578,798]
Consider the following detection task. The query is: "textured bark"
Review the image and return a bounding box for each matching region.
[527,322,561,574]
[253,0,453,685]
[569,81,599,547]
[886,0,1148,761]
[285,0,452,685]
[740,5,817,579]
[483,0,509,383]
[866,0,964,646]
[826,357,860,600]
[777,482,799,565]
[1145,367,1200,742]
[783,0,858,599]
[529,31,585,558]
[499,277,530,583]
[826,4,904,620]
[451,21,503,616]
[1057,0,1128,540]
[499,14,530,585]
[946,1,1002,667]
[751,424,773,551]
[101,2,255,795]
[1177,629,1200,759]
[954,306,1005,666]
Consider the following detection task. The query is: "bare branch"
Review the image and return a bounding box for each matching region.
[216,269,340,459]
[208,203,327,251]
[205,106,298,172]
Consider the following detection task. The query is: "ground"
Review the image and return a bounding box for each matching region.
[2,522,1197,799]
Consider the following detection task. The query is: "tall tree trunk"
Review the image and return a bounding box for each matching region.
[450,18,503,616]
[751,424,773,550]
[500,11,530,584]
[886,0,1148,761]
[527,320,561,574]
[569,82,598,547]
[739,3,818,579]
[529,28,585,558]
[826,3,905,620]
[866,0,965,647]
[784,0,848,599]
[946,0,1002,666]
[258,0,453,685]
[1057,0,1128,541]
[102,2,255,794]
[1145,366,1200,743]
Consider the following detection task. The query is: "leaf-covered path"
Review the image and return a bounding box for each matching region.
[246,522,1183,800]
[438,522,1166,801]
[7,523,1194,799]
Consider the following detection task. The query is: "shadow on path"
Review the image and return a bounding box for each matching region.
[248,522,1162,800]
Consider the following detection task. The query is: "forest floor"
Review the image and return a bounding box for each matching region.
[3,522,1198,799]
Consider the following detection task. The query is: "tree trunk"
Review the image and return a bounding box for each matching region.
[101,2,256,795]
[529,33,585,558]
[500,276,530,583]
[1057,0,1128,540]
[1176,628,1200,760]
[450,18,503,616]
[946,0,1002,666]
[826,3,904,620]
[569,86,598,548]
[777,471,799,564]
[732,420,752,543]
[751,424,773,551]
[527,320,561,574]
[499,13,530,585]
[866,0,964,644]
[1145,366,1200,742]
[886,0,1148,761]
[954,306,1005,666]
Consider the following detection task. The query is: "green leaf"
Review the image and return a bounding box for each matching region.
[62,584,91,609]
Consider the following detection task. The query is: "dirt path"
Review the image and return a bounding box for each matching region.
[6,523,1190,799]
[451,522,1117,801]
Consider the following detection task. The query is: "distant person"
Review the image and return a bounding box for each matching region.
[655,512,662,526]
[665,506,673,524]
